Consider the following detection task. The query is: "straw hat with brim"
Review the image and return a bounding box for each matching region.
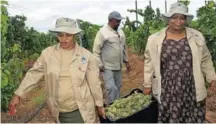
[49,17,82,35]
[162,2,194,24]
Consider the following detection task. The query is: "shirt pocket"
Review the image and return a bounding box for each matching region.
[194,36,205,61]
[107,36,120,44]
[194,38,205,47]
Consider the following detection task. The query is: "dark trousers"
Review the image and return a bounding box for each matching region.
[59,109,84,123]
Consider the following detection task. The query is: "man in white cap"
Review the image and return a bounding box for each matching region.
[93,11,131,104]
[8,17,105,123]
[143,2,216,123]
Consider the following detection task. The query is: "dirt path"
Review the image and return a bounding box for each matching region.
[1,49,216,123]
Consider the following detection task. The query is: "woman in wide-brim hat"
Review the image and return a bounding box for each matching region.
[143,2,216,123]
[9,17,106,123]
[161,2,194,24]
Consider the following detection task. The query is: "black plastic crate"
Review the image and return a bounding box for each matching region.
[100,88,158,123]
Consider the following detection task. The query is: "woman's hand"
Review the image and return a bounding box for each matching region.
[143,88,151,95]
[97,106,106,119]
[8,95,20,116]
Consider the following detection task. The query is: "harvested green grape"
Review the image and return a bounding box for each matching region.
[105,92,152,120]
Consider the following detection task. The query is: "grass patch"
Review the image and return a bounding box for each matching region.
[32,92,45,105]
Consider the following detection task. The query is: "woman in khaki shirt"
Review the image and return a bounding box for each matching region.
[8,17,105,123]
[143,2,216,123]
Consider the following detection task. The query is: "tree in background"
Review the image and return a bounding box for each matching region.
[7,15,27,48]
[78,19,101,51]
[1,0,9,60]
[191,1,216,67]
[1,1,24,111]
[7,15,56,56]
[178,0,190,6]
[124,6,165,55]
[1,1,55,111]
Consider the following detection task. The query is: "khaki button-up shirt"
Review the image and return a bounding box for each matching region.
[93,24,128,70]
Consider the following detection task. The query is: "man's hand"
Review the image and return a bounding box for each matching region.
[210,80,216,87]
[99,66,105,72]
[99,66,105,79]
[125,62,131,72]
[209,80,216,92]
[143,88,151,95]
[97,106,106,119]
[8,95,20,115]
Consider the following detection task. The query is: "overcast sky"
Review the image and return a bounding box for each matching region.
[7,0,207,32]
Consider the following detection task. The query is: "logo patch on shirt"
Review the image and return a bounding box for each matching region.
[81,56,87,64]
